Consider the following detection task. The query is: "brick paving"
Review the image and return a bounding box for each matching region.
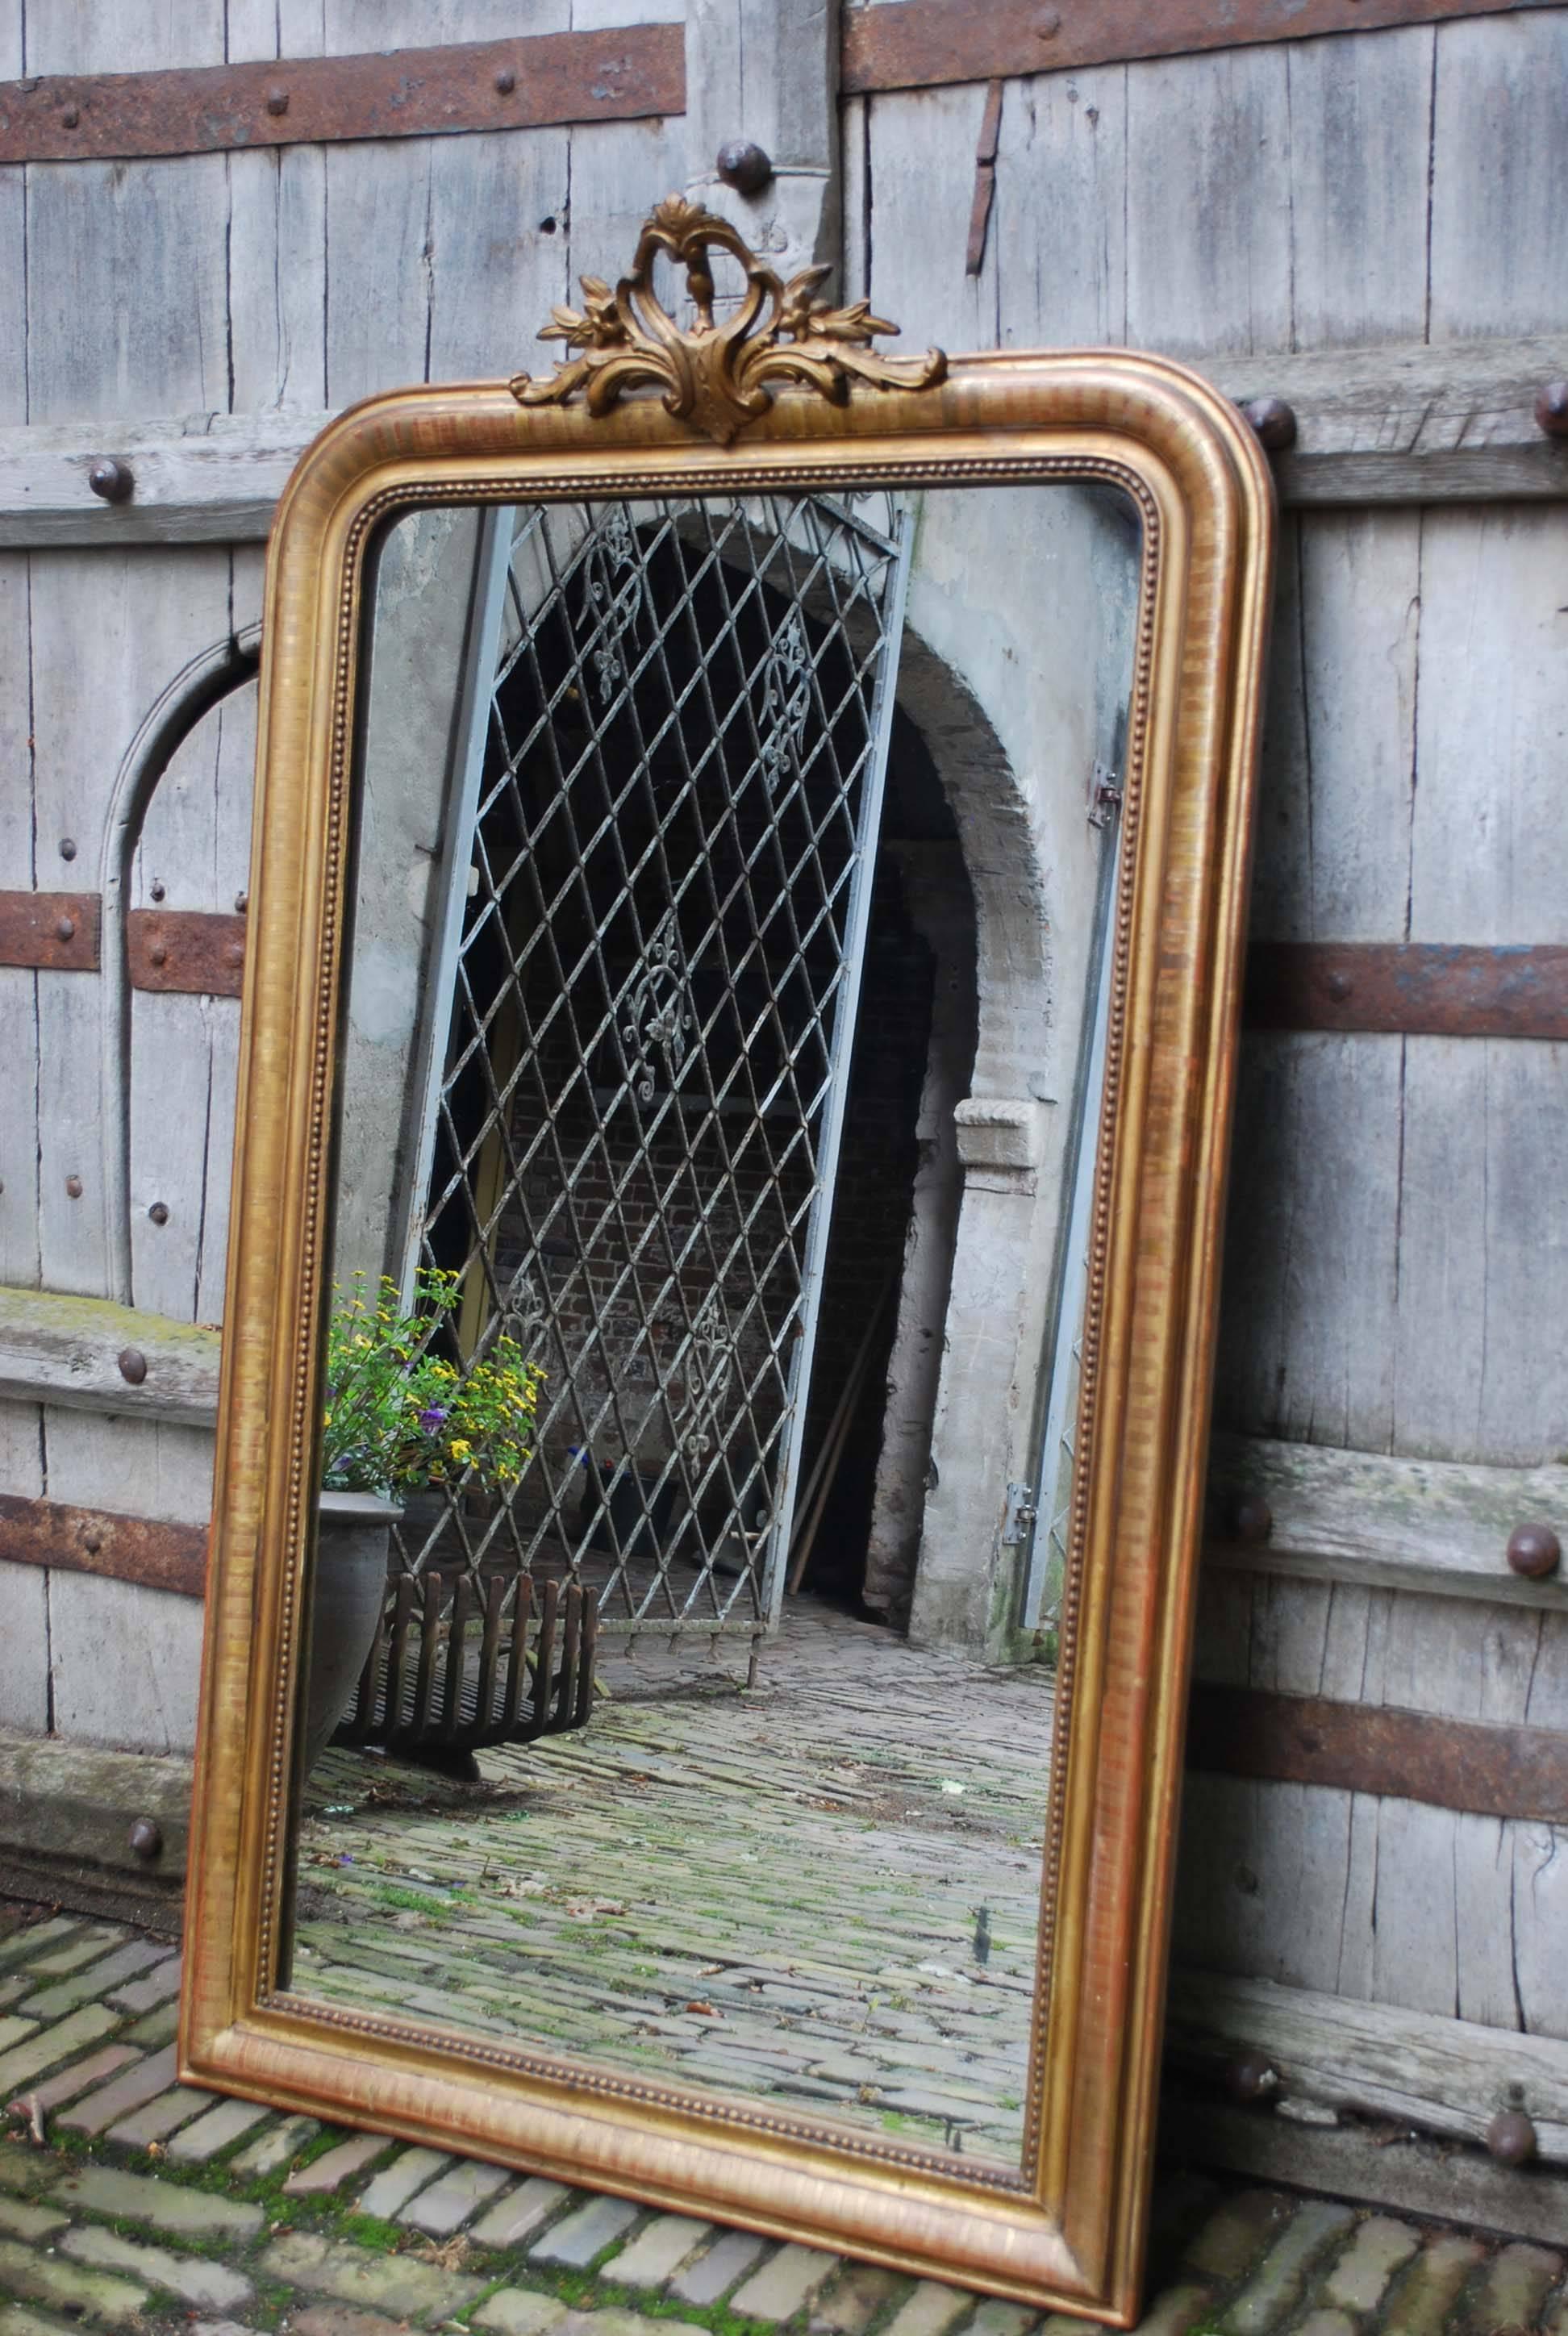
[0,1904,1565,2335]
[291,1603,1054,2164]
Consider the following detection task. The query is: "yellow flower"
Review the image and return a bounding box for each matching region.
[449,1437,472,1461]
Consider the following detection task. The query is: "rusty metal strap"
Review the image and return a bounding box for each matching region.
[1245,942,1568,1039]
[127,909,245,997]
[842,0,1553,95]
[0,25,682,165]
[1186,1682,1568,1822]
[0,891,100,971]
[0,1491,206,1598]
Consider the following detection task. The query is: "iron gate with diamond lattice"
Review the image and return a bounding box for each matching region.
[382,489,912,1655]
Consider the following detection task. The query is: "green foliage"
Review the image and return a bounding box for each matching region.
[322,1268,544,1497]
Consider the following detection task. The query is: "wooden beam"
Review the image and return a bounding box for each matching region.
[1186,1683,1568,1823]
[842,0,1555,95]
[1245,941,1568,1037]
[0,27,683,165]
[1165,1969,1568,2161]
[1204,1433,1568,1612]
[0,1286,221,1425]
[0,332,1560,549]
[0,1491,206,1597]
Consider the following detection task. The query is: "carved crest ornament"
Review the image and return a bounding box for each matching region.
[511,194,946,447]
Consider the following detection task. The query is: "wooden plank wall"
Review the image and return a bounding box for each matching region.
[0,0,682,1750]
[851,12,1568,2042]
[0,0,1564,2073]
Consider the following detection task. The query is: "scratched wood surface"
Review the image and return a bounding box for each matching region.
[0,0,1561,2057]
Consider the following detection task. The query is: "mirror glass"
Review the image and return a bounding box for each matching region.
[282,482,1140,2175]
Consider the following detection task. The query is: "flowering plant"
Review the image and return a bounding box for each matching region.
[321,1268,545,1498]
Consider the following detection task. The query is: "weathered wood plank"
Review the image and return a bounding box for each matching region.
[0,331,1559,548]
[1428,8,1568,340]
[0,1284,221,1423]
[1205,1433,1568,1611]
[1165,1967,1568,2159]
[0,1395,48,1733]
[27,549,233,1298]
[129,679,255,1321]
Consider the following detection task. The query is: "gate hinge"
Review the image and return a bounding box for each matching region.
[1088,761,1123,828]
[1001,1481,1039,1546]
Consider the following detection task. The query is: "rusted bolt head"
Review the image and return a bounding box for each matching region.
[234,889,248,913]
[59,837,77,861]
[54,915,74,943]
[150,878,165,900]
[225,941,244,969]
[1325,969,1353,1002]
[265,86,290,116]
[81,1530,101,1554]
[1534,381,1568,439]
[148,941,168,966]
[65,1174,82,1199]
[127,1817,163,1863]
[1225,2050,1278,2105]
[1034,6,1063,35]
[1486,2107,1537,2165]
[117,1346,148,1386]
[148,1200,169,1225]
[60,103,79,128]
[1241,396,1298,453]
[716,140,774,198]
[1507,1521,1561,1579]
[88,457,133,503]
[494,66,516,94]
[1230,1492,1273,1546]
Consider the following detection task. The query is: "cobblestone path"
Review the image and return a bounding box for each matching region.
[2,1904,1564,2336]
[294,1606,1056,2163]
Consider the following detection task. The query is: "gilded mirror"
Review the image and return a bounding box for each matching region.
[181,199,1274,2326]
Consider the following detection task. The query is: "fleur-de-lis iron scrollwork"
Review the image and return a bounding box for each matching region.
[623,907,693,1103]
[758,611,812,795]
[581,504,640,706]
[498,1264,548,1366]
[512,194,946,448]
[679,1287,736,1469]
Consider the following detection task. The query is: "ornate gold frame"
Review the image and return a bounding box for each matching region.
[180,290,1274,2326]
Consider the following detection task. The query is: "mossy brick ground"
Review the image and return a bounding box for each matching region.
[292,1601,1054,2162]
[0,1904,1563,2336]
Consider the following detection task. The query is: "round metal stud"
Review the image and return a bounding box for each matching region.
[54,916,74,943]
[1486,2107,1537,2165]
[127,1817,163,1863]
[117,1347,148,1387]
[59,838,77,861]
[1534,382,1568,440]
[1507,1522,1561,1579]
[226,941,244,970]
[81,1531,101,1554]
[1241,396,1298,453]
[715,140,774,198]
[148,1201,169,1226]
[148,941,168,966]
[88,457,134,503]
[1230,1492,1274,1546]
[60,104,79,129]
[1326,969,1353,1002]
[494,67,516,94]
[1225,2050,1278,2105]
[65,1175,82,1199]
[1034,7,1063,35]
[149,878,165,901]
[265,86,290,116]
[234,890,248,913]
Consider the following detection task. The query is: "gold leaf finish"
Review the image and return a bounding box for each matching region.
[511,193,946,444]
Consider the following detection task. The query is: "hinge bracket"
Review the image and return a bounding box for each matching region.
[1002,1481,1038,1547]
[1088,761,1123,828]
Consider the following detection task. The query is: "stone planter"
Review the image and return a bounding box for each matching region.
[301,1490,402,1777]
